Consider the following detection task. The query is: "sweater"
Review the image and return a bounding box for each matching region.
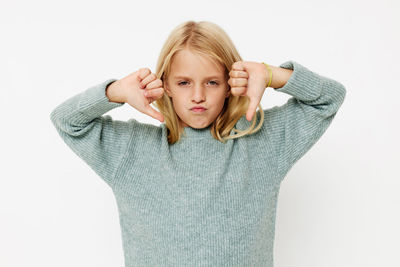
[49,60,346,267]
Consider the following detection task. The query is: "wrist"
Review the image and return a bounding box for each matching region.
[272,66,293,89]
[106,80,126,104]
[262,62,273,88]
[261,62,294,89]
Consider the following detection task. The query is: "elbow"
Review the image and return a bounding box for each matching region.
[334,80,347,107]
[49,106,67,129]
[323,77,347,109]
[311,78,347,120]
[49,108,60,128]
[326,80,346,118]
[49,107,91,137]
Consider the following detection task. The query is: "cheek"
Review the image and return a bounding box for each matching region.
[171,95,187,113]
[215,92,228,105]
[172,94,186,105]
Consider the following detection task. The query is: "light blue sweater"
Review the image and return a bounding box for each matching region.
[50,60,346,266]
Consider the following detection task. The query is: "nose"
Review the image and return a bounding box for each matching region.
[192,84,206,103]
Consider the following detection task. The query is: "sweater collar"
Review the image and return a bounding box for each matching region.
[182,124,212,139]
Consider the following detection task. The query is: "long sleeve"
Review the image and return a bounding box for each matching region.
[50,79,137,188]
[263,61,346,176]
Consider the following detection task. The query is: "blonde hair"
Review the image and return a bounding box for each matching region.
[153,20,264,144]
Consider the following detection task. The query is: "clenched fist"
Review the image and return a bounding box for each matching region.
[107,68,165,122]
[228,61,270,121]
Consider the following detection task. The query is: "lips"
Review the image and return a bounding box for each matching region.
[191,107,207,112]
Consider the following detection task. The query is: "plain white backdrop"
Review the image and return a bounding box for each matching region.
[1,0,399,266]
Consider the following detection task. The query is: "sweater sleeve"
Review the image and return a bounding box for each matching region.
[264,61,346,176]
[49,79,137,188]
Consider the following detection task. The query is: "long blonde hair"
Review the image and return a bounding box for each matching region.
[153,20,264,144]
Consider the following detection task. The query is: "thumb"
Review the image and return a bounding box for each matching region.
[246,98,258,121]
[144,105,165,122]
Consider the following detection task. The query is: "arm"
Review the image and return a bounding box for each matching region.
[50,79,139,188]
[265,64,294,90]
[263,61,346,176]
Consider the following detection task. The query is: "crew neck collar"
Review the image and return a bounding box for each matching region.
[182,125,212,139]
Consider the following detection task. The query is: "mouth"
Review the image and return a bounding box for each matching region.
[190,107,207,113]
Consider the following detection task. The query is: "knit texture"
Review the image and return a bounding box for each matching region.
[50,60,346,267]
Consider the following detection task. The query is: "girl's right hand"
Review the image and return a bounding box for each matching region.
[118,68,165,122]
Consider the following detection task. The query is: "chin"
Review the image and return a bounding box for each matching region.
[190,121,212,129]
[180,117,212,129]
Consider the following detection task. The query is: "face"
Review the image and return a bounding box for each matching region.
[164,48,230,129]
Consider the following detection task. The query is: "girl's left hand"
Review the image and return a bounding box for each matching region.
[228,61,270,121]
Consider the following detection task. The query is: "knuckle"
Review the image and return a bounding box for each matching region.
[140,68,150,74]
[232,61,242,69]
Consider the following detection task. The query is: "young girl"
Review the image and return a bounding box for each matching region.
[50,20,346,267]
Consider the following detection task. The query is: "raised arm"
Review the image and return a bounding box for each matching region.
[263,61,346,177]
[49,79,138,188]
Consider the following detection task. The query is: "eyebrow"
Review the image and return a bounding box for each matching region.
[172,75,223,80]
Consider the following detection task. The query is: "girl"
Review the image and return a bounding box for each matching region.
[50,20,346,267]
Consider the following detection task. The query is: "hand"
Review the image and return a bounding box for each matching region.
[119,68,165,122]
[228,61,270,121]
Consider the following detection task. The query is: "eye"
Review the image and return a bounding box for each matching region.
[177,81,219,86]
[178,81,188,86]
[209,80,219,86]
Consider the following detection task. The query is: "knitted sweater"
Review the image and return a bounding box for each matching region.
[50,60,346,267]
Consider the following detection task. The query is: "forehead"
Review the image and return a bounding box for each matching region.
[169,49,225,78]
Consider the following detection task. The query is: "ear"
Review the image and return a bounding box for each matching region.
[225,87,231,98]
[164,81,172,97]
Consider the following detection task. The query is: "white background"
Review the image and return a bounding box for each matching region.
[1,0,399,266]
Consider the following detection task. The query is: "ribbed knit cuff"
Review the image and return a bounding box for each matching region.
[76,78,125,121]
[275,60,323,102]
